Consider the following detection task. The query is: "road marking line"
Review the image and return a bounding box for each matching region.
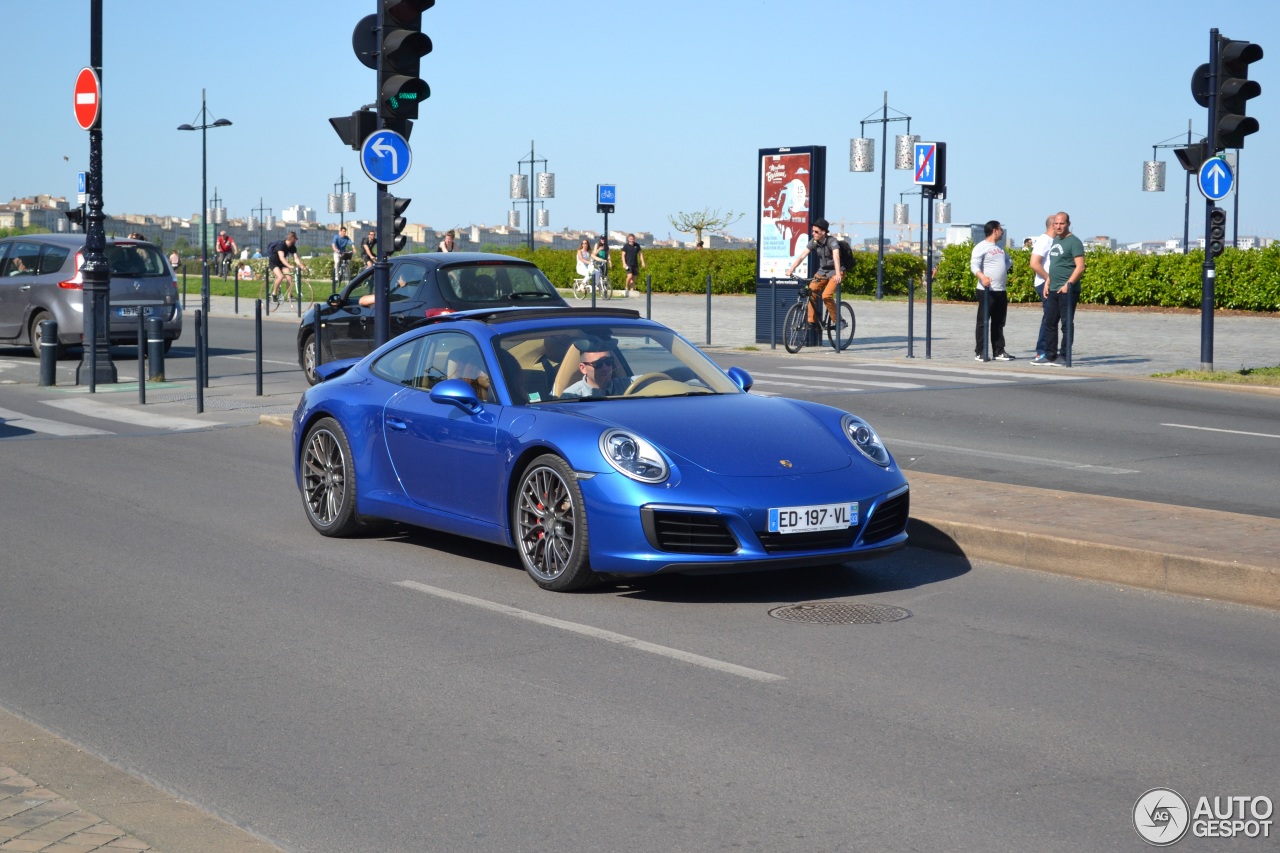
[0,406,111,436]
[222,355,300,367]
[791,365,1012,385]
[394,580,785,683]
[890,439,1139,474]
[749,370,919,390]
[859,362,1076,381]
[1162,423,1280,440]
[42,399,219,430]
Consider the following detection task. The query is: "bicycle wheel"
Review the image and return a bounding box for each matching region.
[782,303,808,354]
[826,301,856,351]
[602,277,612,300]
[573,278,590,301]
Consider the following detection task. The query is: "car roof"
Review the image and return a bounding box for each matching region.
[393,251,535,268]
[0,233,155,248]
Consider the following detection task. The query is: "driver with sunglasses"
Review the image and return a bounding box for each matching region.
[559,337,632,398]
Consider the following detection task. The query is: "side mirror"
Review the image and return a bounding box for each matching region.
[726,366,753,392]
[429,378,484,415]
[326,293,345,308]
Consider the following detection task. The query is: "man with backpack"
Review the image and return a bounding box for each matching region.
[785,218,845,329]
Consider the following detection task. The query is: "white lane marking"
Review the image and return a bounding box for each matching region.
[792,365,1012,385]
[42,399,219,430]
[223,355,301,367]
[749,370,919,390]
[395,580,785,683]
[859,361,1076,381]
[1162,423,1280,440]
[890,439,1139,474]
[0,406,111,436]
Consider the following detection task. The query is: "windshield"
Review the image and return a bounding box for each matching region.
[495,323,743,404]
[438,262,560,306]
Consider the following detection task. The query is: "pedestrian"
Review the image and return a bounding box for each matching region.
[594,237,611,293]
[168,249,180,270]
[361,229,377,265]
[1027,214,1056,362]
[1032,212,1085,366]
[970,220,1014,361]
[784,218,843,329]
[621,234,645,297]
[437,230,456,252]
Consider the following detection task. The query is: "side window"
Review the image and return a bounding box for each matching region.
[39,246,70,276]
[390,262,427,302]
[1,242,42,277]
[410,331,492,401]
[370,338,422,386]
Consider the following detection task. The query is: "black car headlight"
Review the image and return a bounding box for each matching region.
[600,429,669,483]
[842,415,891,467]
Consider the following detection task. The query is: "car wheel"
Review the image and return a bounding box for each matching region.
[301,332,320,385]
[29,311,63,360]
[513,454,597,591]
[300,417,361,536]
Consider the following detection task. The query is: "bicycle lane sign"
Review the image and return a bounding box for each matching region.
[360,129,411,185]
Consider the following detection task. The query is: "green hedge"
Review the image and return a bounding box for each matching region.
[932,244,1280,312]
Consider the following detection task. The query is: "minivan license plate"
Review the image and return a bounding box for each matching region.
[768,502,858,534]
[118,307,139,317]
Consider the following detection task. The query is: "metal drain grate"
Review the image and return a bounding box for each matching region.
[768,602,911,625]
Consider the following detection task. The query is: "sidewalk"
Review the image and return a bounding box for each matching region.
[3,291,1277,852]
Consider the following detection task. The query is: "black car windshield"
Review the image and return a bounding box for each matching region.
[495,324,742,404]
[107,243,168,277]
[439,263,559,305]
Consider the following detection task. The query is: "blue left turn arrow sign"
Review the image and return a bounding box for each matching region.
[360,129,412,185]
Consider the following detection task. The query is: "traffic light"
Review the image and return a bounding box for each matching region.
[328,108,378,150]
[65,205,86,229]
[1208,206,1227,257]
[1214,36,1263,150]
[378,0,434,120]
[380,193,411,253]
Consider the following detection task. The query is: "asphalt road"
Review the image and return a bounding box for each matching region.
[1,422,1277,852]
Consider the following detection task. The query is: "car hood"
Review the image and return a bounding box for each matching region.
[562,393,853,476]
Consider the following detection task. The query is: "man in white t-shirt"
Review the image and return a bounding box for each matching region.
[1027,215,1055,361]
[970,220,1013,361]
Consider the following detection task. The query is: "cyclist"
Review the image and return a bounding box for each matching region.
[361,229,378,265]
[269,232,307,304]
[215,230,237,278]
[785,218,842,328]
[332,227,354,286]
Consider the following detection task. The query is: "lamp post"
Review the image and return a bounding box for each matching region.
[252,198,272,257]
[850,92,914,299]
[177,89,231,387]
[511,142,553,253]
[328,168,355,230]
[1142,120,1200,254]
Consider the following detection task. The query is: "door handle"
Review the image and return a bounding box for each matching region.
[19,285,31,292]
[386,417,407,431]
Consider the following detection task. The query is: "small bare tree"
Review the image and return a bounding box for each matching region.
[668,208,744,248]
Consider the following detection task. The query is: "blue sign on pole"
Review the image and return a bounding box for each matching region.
[360,129,412,185]
[597,184,617,205]
[77,172,86,194]
[913,142,937,186]
[1197,156,1234,202]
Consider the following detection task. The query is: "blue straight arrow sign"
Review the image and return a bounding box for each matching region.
[1197,156,1234,202]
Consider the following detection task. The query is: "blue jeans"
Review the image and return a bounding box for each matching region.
[1041,287,1078,361]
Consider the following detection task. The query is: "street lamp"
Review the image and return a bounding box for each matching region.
[510,142,553,252]
[177,89,232,386]
[850,91,914,299]
[1142,120,1201,254]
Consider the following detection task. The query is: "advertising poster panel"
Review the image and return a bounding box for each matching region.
[755,146,825,341]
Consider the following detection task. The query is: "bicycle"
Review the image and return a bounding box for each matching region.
[262,265,312,310]
[571,262,612,301]
[217,252,235,280]
[333,254,353,293]
[781,276,855,354]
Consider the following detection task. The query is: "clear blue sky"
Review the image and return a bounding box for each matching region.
[3,0,1276,246]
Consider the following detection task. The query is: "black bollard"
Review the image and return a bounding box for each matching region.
[313,304,324,371]
[645,273,652,319]
[255,299,263,397]
[136,310,146,404]
[38,319,58,387]
[146,317,164,382]
[705,273,712,346]
[194,309,204,414]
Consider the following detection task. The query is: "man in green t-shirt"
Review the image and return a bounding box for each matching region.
[1032,211,1085,365]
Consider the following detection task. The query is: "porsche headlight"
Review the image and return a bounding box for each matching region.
[842,415,891,467]
[599,429,669,483]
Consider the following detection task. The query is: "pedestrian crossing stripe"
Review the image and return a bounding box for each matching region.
[42,399,219,431]
[0,405,110,436]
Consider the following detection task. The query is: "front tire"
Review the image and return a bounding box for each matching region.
[301,333,320,385]
[513,454,597,591]
[301,417,360,536]
[782,303,807,354]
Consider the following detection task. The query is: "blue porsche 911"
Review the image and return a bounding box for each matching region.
[292,307,909,591]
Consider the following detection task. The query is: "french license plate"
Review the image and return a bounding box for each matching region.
[768,502,858,534]
[118,307,140,317]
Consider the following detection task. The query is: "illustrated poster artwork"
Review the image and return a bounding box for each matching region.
[759,152,812,278]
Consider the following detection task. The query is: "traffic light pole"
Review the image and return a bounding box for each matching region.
[374,183,390,347]
[1199,28,1220,372]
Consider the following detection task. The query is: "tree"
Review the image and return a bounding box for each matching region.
[668,208,743,248]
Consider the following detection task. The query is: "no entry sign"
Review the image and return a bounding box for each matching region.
[74,67,101,130]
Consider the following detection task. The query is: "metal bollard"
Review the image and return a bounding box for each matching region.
[255,299,263,397]
[146,316,165,382]
[38,319,58,386]
[313,305,324,370]
[181,266,187,309]
[645,273,652,319]
[979,287,990,361]
[705,273,712,346]
[136,310,146,404]
[194,309,204,414]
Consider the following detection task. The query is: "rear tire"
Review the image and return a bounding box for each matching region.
[827,302,856,351]
[300,417,361,536]
[29,310,62,360]
[782,303,807,354]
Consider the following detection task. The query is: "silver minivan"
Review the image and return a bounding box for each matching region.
[0,233,182,357]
